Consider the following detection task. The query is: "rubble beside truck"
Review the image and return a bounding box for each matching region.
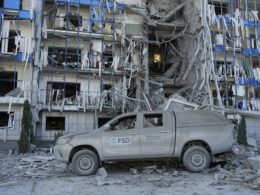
[54,110,236,175]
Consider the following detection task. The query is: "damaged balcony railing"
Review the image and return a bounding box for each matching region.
[45,89,111,111]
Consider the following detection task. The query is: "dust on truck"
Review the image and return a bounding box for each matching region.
[54,110,236,175]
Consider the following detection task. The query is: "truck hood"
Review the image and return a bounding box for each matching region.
[68,129,100,146]
[59,129,99,140]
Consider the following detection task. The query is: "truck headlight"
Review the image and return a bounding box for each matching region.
[57,136,72,144]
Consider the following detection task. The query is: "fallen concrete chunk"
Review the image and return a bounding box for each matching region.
[248,184,260,190]
[247,156,260,170]
[96,177,124,186]
[215,173,227,181]
[147,177,162,182]
[96,167,107,179]
[0,181,17,187]
[21,155,54,163]
[203,165,221,174]
[172,171,179,177]
[143,165,157,169]
[129,168,139,175]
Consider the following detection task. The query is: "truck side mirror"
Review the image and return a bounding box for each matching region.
[104,124,111,131]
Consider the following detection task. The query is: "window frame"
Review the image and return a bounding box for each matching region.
[45,116,65,131]
[143,113,163,128]
[0,112,15,129]
[110,115,137,131]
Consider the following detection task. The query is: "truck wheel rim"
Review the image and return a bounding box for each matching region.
[190,152,204,167]
[77,155,93,170]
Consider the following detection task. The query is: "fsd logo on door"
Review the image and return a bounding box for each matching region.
[109,137,131,145]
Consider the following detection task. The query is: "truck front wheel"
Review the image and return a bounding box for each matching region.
[182,145,211,172]
[71,149,99,175]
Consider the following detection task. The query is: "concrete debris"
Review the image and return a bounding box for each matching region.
[21,155,54,163]
[0,181,17,187]
[0,152,69,182]
[248,157,260,171]
[129,168,139,175]
[96,167,108,179]
[206,145,260,191]
[96,177,124,186]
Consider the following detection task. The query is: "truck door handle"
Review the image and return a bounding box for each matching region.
[161,130,170,133]
[129,132,137,135]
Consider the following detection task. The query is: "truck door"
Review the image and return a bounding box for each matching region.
[101,114,141,158]
[140,112,174,156]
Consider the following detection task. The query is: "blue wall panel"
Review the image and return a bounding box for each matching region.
[4,0,20,10]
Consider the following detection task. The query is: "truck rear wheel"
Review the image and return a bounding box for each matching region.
[71,149,99,175]
[182,145,211,172]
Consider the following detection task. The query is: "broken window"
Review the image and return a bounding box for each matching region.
[111,115,137,130]
[103,84,111,101]
[64,13,82,30]
[48,47,81,68]
[102,51,113,69]
[0,29,19,54]
[249,34,257,49]
[252,58,260,68]
[143,114,163,128]
[0,72,17,96]
[8,31,17,53]
[46,116,65,131]
[209,1,228,15]
[0,112,15,128]
[46,82,80,104]
[103,84,111,91]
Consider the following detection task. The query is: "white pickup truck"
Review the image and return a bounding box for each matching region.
[54,110,236,175]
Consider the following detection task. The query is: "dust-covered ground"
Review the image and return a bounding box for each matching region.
[1,152,260,195]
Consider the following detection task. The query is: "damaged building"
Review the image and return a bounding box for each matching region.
[0,0,260,148]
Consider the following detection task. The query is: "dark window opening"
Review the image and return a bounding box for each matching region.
[104,84,111,91]
[8,31,17,53]
[102,51,113,69]
[0,31,18,53]
[256,87,260,99]
[46,82,80,104]
[20,0,23,10]
[210,1,228,15]
[64,13,82,30]
[143,114,163,128]
[103,84,111,101]
[252,58,260,68]
[250,34,257,49]
[0,72,17,96]
[98,117,112,128]
[111,115,137,130]
[0,112,9,127]
[0,112,14,128]
[48,47,81,68]
[46,116,65,131]
[0,0,3,7]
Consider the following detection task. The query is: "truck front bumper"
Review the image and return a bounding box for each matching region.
[54,143,73,163]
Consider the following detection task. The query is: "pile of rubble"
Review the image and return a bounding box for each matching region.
[1,145,260,191]
[0,151,69,187]
[206,145,260,190]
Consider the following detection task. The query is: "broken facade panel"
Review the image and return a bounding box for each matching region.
[0,0,260,146]
[0,0,35,146]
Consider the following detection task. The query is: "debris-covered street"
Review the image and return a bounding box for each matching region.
[1,148,260,195]
[1,0,260,194]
